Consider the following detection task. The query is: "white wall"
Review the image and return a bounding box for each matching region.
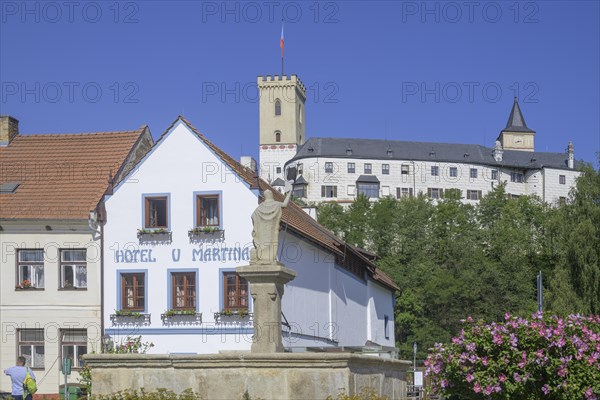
[0,226,101,394]
[103,121,258,354]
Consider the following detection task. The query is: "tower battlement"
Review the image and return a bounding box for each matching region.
[257,75,306,93]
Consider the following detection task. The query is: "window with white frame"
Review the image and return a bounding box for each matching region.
[17,250,44,289]
[449,167,458,177]
[196,194,220,227]
[384,315,390,339]
[18,329,44,369]
[431,166,439,176]
[559,175,566,185]
[321,185,338,198]
[144,196,168,228]
[297,163,303,175]
[60,249,87,289]
[347,162,355,173]
[325,162,333,173]
[470,168,478,179]
[467,190,482,201]
[491,170,499,180]
[61,329,87,369]
[364,163,372,174]
[401,164,409,175]
[382,164,390,175]
[511,172,524,183]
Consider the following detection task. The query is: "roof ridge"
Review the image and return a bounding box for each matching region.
[15,129,144,138]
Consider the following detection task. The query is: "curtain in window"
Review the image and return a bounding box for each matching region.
[75,266,87,287]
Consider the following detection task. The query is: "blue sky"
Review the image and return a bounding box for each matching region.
[1,1,599,166]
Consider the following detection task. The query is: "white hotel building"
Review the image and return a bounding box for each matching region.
[257,75,579,206]
[102,116,398,354]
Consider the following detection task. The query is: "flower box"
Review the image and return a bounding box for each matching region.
[188,227,225,241]
[110,311,151,325]
[214,310,253,325]
[137,228,172,243]
[161,310,202,325]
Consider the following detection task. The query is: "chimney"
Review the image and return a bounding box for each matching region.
[0,116,19,146]
[240,156,257,173]
[567,141,574,169]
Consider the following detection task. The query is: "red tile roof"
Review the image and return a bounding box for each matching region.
[0,128,147,220]
[171,116,399,291]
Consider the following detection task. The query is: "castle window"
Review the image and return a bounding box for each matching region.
[382,164,390,175]
[511,172,524,183]
[449,167,458,177]
[427,188,443,199]
[347,163,355,173]
[275,131,281,143]
[431,166,439,177]
[325,162,333,173]
[491,170,499,180]
[364,164,372,174]
[401,165,409,175]
[559,175,566,185]
[321,185,337,198]
[298,104,302,124]
[470,168,478,179]
[275,99,281,116]
[467,190,482,201]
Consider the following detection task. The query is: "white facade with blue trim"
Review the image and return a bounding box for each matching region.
[102,117,397,354]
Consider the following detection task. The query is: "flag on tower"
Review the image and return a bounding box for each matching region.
[280,20,285,58]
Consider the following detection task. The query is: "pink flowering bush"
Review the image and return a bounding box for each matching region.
[425,313,600,399]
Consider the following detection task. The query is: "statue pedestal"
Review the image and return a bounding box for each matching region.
[237,263,296,353]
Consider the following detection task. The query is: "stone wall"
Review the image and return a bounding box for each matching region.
[85,353,410,399]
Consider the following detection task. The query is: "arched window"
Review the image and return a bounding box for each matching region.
[275,131,281,142]
[275,99,281,116]
[298,104,302,124]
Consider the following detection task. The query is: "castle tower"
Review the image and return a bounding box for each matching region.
[258,75,306,183]
[497,97,536,152]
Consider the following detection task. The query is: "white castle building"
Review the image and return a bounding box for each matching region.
[258,75,579,206]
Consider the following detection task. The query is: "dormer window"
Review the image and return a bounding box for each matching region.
[275,131,281,143]
[275,99,281,116]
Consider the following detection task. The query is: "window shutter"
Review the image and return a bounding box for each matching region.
[427,188,432,197]
[478,190,482,200]
[409,188,413,197]
[440,188,444,198]
[321,186,325,197]
[333,186,338,197]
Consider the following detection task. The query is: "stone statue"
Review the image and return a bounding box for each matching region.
[250,189,292,264]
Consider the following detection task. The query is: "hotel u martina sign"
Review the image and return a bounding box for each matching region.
[112,244,252,264]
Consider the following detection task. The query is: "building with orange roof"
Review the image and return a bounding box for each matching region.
[0,116,153,395]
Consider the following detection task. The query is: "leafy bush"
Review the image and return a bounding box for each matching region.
[425,313,600,399]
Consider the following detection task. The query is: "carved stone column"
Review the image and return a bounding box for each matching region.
[237,263,296,353]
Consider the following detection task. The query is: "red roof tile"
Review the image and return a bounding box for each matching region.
[0,129,146,220]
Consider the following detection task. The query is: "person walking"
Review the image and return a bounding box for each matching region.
[4,356,35,400]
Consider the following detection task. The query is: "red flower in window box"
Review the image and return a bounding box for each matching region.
[17,279,31,289]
